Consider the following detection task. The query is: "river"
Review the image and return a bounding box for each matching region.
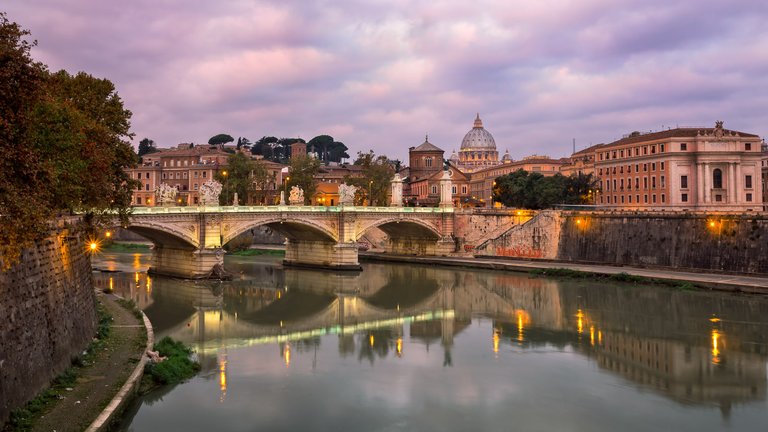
[92,251,768,432]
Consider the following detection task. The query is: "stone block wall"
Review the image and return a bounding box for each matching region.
[0,222,97,426]
[474,211,561,259]
[471,210,767,274]
[557,212,768,273]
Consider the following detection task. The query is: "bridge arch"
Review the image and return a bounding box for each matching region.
[123,220,199,249]
[221,216,338,246]
[356,217,442,241]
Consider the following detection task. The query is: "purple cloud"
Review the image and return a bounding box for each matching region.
[5,0,767,162]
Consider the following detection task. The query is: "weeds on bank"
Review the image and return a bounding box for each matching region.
[529,268,699,290]
[144,337,200,385]
[103,243,151,252]
[6,304,113,431]
[116,298,144,321]
[230,248,285,257]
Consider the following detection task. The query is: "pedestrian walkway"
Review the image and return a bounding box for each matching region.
[360,253,768,294]
[26,292,146,432]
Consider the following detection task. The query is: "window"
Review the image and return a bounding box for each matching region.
[652,163,656,171]
[628,195,632,203]
[620,179,624,189]
[627,165,632,173]
[162,173,167,179]
[661,194,665,203]
[621,196,625,203]
[612,151,617,159]
[176,172,181,179]
[643,164,648,172]
[635,178,640,189]
[651,145,656,154]
[681,175,688,188]
[425,157,433,167]
[713,169,723,189]
[660,144,665,152]
[644,177,648,189]
[452,185,457,194]
[183,172,188,179]
[661,176,665,188]
[644,194,648,203]
[715,194,722,202]
[146,172,150,179]
[462,186,467,194]
[680,143,687,151]
[652,194,657,203]
[746,175,753,189]
[613,179,617,190]
[202,172,207,178]
[620,150,624,158]
[193,197,199,204]
[607,196,611,204]
[746,193,753,202]
[660,162,665,170]
[194,172,199,179]
[431,185,437,194]
[681,193,688,202]
[137,197,142,204]
[643,147,648,155]
[145,184,150,191]
[652,176,656,189]
[636,194,640,203]
[746,143,752,151]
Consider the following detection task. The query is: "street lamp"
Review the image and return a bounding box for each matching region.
[368,180,373,206]
[222,170,229,205]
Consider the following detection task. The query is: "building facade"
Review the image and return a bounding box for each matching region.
[594,123,763,211]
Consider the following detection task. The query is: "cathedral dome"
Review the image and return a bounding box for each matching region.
[460,114,496,150]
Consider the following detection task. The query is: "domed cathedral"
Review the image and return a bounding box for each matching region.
[458,114,499,172]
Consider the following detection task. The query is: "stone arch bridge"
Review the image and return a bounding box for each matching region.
[124,205,456,278]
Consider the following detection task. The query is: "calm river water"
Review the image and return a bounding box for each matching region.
[92,251,768,432]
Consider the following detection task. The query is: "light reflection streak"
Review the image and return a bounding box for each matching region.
[195,310,455,355]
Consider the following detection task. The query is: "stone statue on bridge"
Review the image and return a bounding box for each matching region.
[289,185,304,205]
[339,184,357,206]
[155,183,178,206]
[199,180,222,206]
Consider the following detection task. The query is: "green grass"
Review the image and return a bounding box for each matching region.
[529,268,699,290]
[7,304,113,431]
[103,242,151,252]
[230,248,285,257]
[144,337,200,385]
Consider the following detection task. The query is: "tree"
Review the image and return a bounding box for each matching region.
[208,133,234,146]
[0,15,139,265]
[563,172,599,204]
[137,138,157,157]
[494,169,566,209]
[286,155,320,205]
[347,150,395,205]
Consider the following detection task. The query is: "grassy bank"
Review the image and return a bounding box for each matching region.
[103,242,151,252]
[144,337,201,385]
[5,304,113,431]
[529,268,697,290]
[230,248,285,257]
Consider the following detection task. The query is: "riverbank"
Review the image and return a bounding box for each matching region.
[3,292,148,432]
[359,253,768,294]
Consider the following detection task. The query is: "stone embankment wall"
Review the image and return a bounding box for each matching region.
[453,210,534,253]
[474,211,768,274]
[0,221,97,426]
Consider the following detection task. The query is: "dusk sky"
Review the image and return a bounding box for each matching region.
[6,0,768,162]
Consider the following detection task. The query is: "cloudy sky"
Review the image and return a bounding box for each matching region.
[6,0,768,162]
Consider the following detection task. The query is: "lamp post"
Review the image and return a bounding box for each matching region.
[222,170,228,205]
[368,180,373,206]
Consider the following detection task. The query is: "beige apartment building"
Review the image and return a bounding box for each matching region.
[595,122,763,211]
[128,144,239,206]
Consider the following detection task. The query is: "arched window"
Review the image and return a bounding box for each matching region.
[713,168,723,189]
[425,157,432,167]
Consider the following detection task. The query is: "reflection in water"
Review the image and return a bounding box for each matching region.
[94,253,768,431]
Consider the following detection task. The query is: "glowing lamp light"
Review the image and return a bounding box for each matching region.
[105,231,112,238]
[90,242,98,251]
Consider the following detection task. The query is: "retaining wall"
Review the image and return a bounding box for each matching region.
[0,221,97,426]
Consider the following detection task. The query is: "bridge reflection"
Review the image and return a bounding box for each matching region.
[93,256,768,414]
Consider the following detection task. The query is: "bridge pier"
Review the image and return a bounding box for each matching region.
[283,240,361,271]
[148,246,225,279]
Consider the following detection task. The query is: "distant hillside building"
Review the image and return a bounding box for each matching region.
[594,122,763,211]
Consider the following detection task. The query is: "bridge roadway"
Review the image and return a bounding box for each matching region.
[125,205,456,278]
